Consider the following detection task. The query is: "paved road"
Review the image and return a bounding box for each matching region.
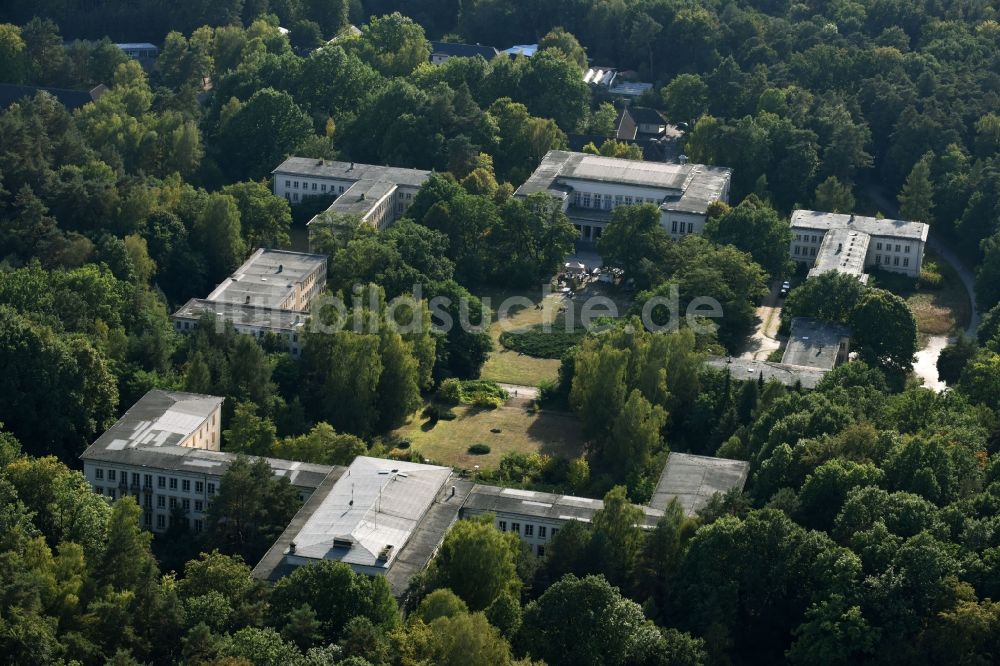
[498,383,540,401]
[864,184,980,391]
[741,280,783,361]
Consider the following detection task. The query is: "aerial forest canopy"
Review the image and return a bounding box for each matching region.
[0,0,999,664]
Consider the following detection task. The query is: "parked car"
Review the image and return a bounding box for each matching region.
[779,280,791,298]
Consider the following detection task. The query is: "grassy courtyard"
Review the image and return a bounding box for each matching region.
[880,250,972,340]
[477,283,631,386]
[391,402,585,471]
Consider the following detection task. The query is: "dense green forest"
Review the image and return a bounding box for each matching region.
[1,0,1000,664]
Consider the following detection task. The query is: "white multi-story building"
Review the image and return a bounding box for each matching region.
[789,210,929,279]
[171,248,327,356]
[271,157,432,245]
[80,390,334,534]
[515,150,732,243]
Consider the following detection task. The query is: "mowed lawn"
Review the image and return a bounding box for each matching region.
[477,283,632,386]
[478,287,563,387]
[392,403,585,471]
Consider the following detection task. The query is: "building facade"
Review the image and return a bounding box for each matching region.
[171,248,327,356]
[789,210,929,279]
[271,157,431,247]
[80,390,334,534]
[515,150,731,243]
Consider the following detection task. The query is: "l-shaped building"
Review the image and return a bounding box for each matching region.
[82,390,749,598]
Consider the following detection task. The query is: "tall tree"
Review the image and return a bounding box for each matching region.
[426,516,522,611]
[814,176,856,213]
[898,151,935,224]
[704,195,792,278]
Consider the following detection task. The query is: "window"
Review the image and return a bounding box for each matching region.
[293,181,299,189]
[407,193,412,199]
[285,180,290,187]
[671,220,678,233]
[157,495,165,508]
[94,486,102,495]
[95,468,104,480]
[182,498,190,511]
[339,185,345,193]
[539,526,547,539]
[537,545,545,557]
[903,257,909,267]
[876,242,882,250]
[795,234,801,241]
[810,247,817,256]
[551,527,559,538]
[157,515,165,529]
[593,194,602,209]
[905,245,911,253]
[144,512,152,526]
[498,520,507,532]
[208,483,216,495]
[158,476,165,488]
[169,497,177,509]
[794,246,800,255]
[194,519,203,533]
[182,479,191,492]
[582,193,591,207]
[133,472,140,485]
[195,481,204,493]
[108,488,116,500]
[311,182,317,191]
[894,256,900,266]
[108,469,117,482]
[144,474,152,487]
[169,478,177,490]
[875,254,881,264]
[624,196,633,205]
[895,244,901,252]
[604,197,612,210]
[143,495,152,509]
[321,184,327,191]
[511,522,521,535]
[195,500,204,512]
[525,524,534,537]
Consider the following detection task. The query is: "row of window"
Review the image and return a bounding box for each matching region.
[876,255,910,268]
[497,520,559,541]
[792,246,819,257]
[795,233,821,244]
[286,179,347,194]
[572,192,659,210]
[93,468,216,495]
[145,513,204,532]
[875,241,911,253]
[671,220,695,234]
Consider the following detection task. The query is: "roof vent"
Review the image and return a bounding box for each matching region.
[349,162,354,170]
[848,214,855,224]
[289,542,296,554]
[276,263,283,274]
[678,154,689,164]
[244,295,251,304]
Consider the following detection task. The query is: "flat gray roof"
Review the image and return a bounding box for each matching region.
[515,150,730,215]
[80,390,334,489]
[705,356,828,389]
[649,452,750,515]
[781,317,852,370]
[284,456,453,571]
[82,389,222,454]
[171,299,309,333]
[319,179,397,219]
[205,249,326,310]
[273,156,432,188]
[791,209,928,242]
[461,484,663,527]
[808,227,871,282]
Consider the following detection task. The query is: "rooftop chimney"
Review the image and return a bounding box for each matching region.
[289,542,296,554]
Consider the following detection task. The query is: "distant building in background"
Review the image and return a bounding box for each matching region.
[790,210,929,279]
[584,66,617,87]
[171,248,327,356]
[607,81,654,98]
[0,83,106,110]
[516,150,731,243]
[429,41,500,64]
[629,107,669,136]
[504,43,538,57]
[80,390,334,534]
[116,42,159,60]
[271,157,431,246]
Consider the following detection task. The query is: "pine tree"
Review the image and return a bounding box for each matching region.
[898,152,935,224]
